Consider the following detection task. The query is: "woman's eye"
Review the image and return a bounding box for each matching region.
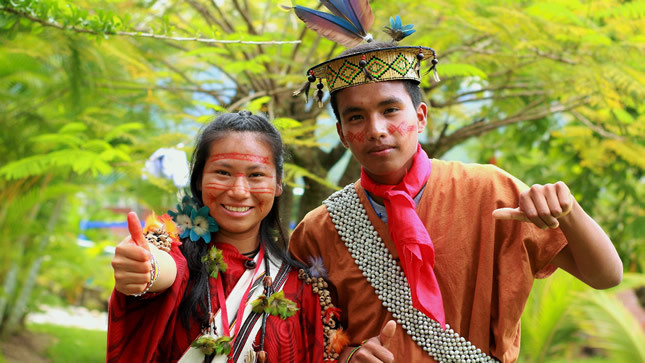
[249,172,264,178]
[215,170,230,176]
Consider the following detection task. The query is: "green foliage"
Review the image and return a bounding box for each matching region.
[0,2,643,361]
[521,270,645,362]
[27,323,106,363]
[520,270,645,362]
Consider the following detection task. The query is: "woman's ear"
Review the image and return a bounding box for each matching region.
[275,183,283,197]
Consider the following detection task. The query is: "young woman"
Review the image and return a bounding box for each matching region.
[107,111,331,362]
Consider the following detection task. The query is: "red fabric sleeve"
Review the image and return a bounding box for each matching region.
[106,245,189,363]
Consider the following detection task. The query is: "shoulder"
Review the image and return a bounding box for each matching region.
[430,159,528,194]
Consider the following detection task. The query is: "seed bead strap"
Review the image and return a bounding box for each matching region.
[132,253,159,297]
[298,269,345,362]
[323,185,496,363]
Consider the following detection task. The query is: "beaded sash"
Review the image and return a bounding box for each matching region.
[324,184,496,362]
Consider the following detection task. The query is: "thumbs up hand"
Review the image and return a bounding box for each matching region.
[111,212,153,295]
[342,320,396,362]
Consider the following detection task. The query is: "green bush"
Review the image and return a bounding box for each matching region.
[27,323,106,363]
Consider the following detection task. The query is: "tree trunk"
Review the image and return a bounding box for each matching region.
[2,197,64,336]
[297,176,335,222]
[0,203,41,336]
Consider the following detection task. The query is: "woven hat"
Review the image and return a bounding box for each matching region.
[284,2,440,107]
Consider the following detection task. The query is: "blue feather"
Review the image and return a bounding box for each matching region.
[384,15,416,41]
[295,5,362,36]
[338,0,366,36]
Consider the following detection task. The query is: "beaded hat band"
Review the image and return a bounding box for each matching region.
[308,46,437,93]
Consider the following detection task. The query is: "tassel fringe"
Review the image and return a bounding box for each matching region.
[293,81,312,102]
[315,89,324,108]
[362,67,373,81]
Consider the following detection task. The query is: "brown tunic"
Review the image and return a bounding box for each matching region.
[289,159,567,362]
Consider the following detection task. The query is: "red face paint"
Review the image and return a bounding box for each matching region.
[203,183,275,195]
[209,153,271,165]
[388,122,416,136]
[345,130,366,144]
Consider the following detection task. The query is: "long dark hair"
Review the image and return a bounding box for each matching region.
[178,110,303,330]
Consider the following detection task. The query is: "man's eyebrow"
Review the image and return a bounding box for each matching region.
[340,97,406,117]
[340,106,365,118]
[377,97,405,107]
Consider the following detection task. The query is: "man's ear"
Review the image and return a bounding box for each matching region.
[336,122,349,148]
[416,102,428,132]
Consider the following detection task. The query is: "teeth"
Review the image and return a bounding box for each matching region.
[224,205,251,212]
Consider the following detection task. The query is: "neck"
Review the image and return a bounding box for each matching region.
[214,229,262,255]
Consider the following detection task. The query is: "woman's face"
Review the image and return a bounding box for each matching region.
[200,131,282,242]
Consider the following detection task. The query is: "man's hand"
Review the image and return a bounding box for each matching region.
[111,212,152,295]
[492,181,573,229]
[343,320,396,362]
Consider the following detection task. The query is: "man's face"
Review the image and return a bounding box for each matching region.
[335,81,427,185]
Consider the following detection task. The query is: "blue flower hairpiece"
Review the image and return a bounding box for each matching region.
[168,204,219,243]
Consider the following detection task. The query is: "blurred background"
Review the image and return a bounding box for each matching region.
[0,0,643,361]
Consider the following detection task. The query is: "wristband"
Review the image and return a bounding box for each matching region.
[345,340,368,363]
[132,253,159,297]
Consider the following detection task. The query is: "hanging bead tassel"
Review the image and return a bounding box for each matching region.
[424,57,440,82]
[293,71,316,103]
[432,58,440,82]
[315,79,324,108]
[415,47,424,78]
[359,54,373,81]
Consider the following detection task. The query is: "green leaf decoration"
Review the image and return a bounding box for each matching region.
[214,335,233,356]
[192,335,218,356]
[250,294,269,314]
[265,291,299,320]
[191,335,232,357]
[201,246,228,278]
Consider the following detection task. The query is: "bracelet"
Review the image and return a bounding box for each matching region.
[345,340,368,363]
[132,253,159,297]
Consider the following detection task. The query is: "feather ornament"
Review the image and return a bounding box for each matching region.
[328,328,350,354]
[383,15,416,41]
[293,80,312,102]
[283,0,374,47]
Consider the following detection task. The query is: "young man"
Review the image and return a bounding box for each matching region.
[288,39,622,362]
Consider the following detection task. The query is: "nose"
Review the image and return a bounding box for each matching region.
[229,175,250,199]
[366,115,388,140]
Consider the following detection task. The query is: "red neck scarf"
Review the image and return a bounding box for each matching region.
[360,144,446,329]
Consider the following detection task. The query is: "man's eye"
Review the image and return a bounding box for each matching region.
[249,172,264,178]
[215,170,230,176]
[385,107,399,114]
[347,115,362,121]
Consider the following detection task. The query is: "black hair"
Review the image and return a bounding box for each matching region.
[178,110,304,331]
[328,41,423,122]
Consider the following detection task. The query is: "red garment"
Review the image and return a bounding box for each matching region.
[107,243,323,362]
[360,144,445,328]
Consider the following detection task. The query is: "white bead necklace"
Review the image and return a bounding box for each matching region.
[324,185,496,362]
